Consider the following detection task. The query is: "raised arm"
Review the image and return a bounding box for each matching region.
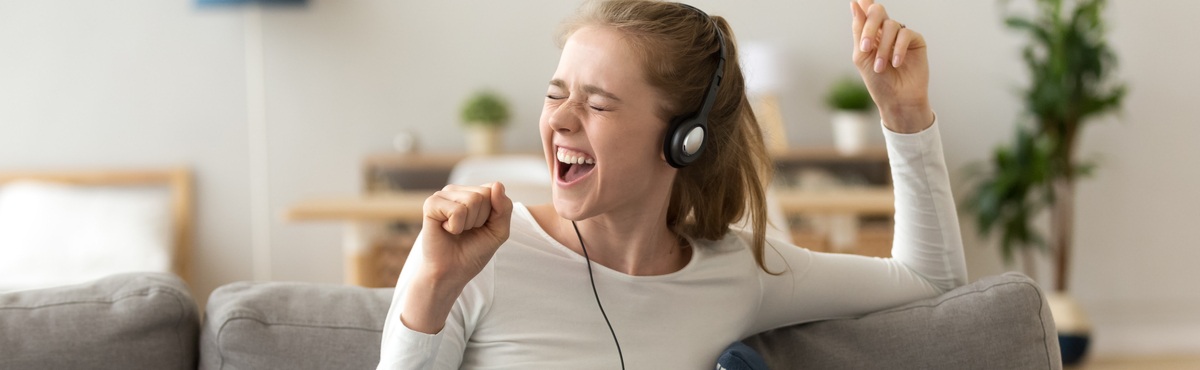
[745,0,966,336]
[848,0,967,290]
[378,183,512,369]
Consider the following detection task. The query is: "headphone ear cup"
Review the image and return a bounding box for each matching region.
[663,116,687,168]
[664,115,704,168]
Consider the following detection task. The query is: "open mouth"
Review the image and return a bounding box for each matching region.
[556,146,596,184]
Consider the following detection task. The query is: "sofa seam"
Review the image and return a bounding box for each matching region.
[1033,279,1053,369]
[214,311,385,370]
[219,314,385,332]
[166,286,192,367]
[0,285,188,310]
[218,309,384,332]
[864,280,1033,316]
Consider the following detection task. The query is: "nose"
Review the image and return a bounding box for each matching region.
[547,100,583,134]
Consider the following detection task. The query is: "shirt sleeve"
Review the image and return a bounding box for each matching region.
[378,234,495,370]
[745,116,968,336]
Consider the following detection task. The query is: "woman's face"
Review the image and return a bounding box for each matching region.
[540,25,677,220]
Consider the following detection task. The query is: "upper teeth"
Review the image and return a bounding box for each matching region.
[557,148,595,165]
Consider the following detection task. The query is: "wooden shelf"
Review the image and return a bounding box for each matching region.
[285,192,432,222]
[775,187,893,215]
[770,146,888,162]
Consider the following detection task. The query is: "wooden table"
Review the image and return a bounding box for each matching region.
[286,192,431,286]
[286,192,432,222]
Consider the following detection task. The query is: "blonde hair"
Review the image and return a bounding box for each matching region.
[560,0,775,272]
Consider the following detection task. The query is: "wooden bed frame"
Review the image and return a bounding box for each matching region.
[0,167,194,284]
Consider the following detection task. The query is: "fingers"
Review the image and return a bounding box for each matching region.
[423,195,470,234]
[851,1,921,72]
[892,28,919,68]
[485,182,513,238]
[425,184,494,234]
[858,3,888,53]
[856,0,876,16]
[874,19,902,73]
[850,2,866,47]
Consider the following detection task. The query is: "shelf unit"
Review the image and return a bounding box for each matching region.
[288,147,895,287]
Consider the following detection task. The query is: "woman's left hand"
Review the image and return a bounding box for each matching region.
[851,0,934,133]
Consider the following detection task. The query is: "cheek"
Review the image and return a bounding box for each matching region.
[598,124,666,170]
[538,108,553,145]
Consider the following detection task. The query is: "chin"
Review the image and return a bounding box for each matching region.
[550,191,594,221]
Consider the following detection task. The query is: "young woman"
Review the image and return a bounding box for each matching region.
[379,1,966,368]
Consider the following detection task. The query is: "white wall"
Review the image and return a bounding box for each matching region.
[256,1,578,284]
[0,0,253,307]
[1,0,1196,356]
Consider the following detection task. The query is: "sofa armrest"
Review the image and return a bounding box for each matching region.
[200,281,393,370]
[0,272,200,370]
[743,273,1061,370]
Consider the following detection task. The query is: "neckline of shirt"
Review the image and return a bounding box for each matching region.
[512,202,703,282]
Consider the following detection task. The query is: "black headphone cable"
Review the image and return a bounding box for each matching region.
[571,220,626,370]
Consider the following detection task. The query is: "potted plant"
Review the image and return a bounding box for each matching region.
[825,77,875,155]
[962,0,1126,364]
[460,90,511,155]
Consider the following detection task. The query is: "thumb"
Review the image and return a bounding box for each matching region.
[485,182,513,238]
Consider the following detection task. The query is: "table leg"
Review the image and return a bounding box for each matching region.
[343,222,384,286]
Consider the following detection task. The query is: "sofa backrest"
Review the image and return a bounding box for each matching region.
[0,272,199,370]
[1,272,1059,369]
[200,280,393,370]
[743,272,1062,370]
[202,272,1059,370]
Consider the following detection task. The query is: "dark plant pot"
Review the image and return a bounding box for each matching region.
[1047,293,1091,366]
[1058,333,1090,365]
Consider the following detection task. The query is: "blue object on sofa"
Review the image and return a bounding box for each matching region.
[717,341,770,370]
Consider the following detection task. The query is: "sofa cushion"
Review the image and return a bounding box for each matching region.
[0,272,199,370]
[200,281,393,370]
[743,272,1061,370]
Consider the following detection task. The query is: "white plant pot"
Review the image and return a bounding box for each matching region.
[832,111,871,156]
[466,125,503,155]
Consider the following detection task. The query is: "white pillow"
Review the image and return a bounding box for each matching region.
[0,180,172,292]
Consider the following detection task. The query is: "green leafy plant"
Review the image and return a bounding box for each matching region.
[825,77,874,112]
[963,0,1126,292]
[460,90,510,127]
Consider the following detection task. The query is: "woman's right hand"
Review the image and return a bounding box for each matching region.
[402,182,512,334]
[419,182,513,286]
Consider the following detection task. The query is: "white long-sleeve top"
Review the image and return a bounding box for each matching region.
[379,119,967,370]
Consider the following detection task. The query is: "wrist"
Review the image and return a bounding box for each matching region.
[400,270,467,334]
[880,101,934,134]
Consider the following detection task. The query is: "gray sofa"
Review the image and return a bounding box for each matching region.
[0,272,1061,369]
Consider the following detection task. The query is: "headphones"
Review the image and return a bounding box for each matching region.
[663,6,727,168]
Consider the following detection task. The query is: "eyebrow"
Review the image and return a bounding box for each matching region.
[549,79,622,102]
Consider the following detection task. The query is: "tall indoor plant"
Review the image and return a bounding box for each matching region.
[966,0,1126,292]
[963,0,1126,363]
